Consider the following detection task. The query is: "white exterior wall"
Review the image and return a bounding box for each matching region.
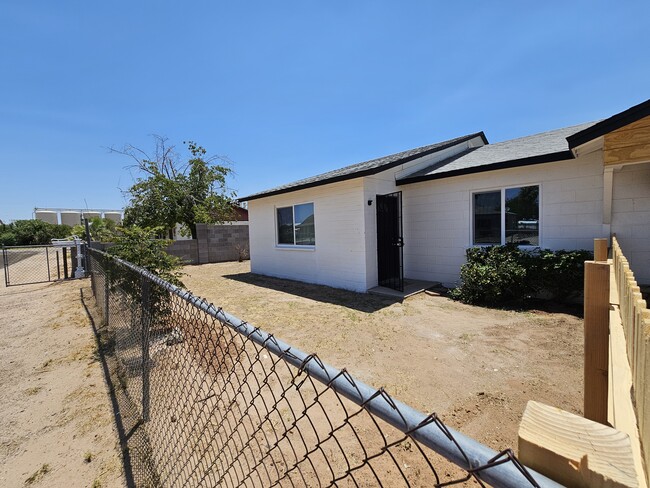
[612,162,650,284]
[247,179,368,292]
[361,137,484,289]
[401,151,608,287]
[363,173,398,290]
[247,138,624,292]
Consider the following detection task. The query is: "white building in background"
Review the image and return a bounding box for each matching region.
[34,208,124,226]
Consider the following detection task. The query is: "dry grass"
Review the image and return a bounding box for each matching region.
[182,261,584,452]
[24,464,50,485]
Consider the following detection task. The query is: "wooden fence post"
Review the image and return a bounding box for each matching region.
[584,260,610,424]
[594,238,608,262]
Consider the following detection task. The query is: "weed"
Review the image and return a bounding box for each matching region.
[459,333,474,344]
[25,464,50,485]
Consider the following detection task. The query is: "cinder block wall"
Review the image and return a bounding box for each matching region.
[167,240,199,264]
[88,224,249,265]
[196,223,249,264]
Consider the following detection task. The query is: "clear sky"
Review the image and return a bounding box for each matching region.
[1,1,649,222]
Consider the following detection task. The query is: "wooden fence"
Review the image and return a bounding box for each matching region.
[523,238,648,486]
[612,236,650,475]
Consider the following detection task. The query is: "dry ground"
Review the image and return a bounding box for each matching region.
[182,261,583,453]
[0,269,125,487]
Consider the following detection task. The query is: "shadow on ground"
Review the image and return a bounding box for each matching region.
[222,272,400,313]
[80,287,158,488]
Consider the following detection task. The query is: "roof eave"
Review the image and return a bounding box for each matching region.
[239,132,487,202]
[396,150,575,185]
[238,167,382,202]
[567,98,650,149]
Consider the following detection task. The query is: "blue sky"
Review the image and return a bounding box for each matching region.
[1,1,649,222]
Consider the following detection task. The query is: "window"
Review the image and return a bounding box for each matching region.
[473,185,539,246]
[276,203,315,246]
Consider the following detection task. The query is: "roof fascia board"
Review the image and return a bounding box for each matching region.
[571,136,603,158]
[396,150,574,186]
[567,99,650,149]
[239,132,487,202]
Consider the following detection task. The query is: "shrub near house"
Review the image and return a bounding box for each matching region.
[449,245,593,305]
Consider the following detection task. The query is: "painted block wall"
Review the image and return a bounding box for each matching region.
[401,151,607,287]
[247,139,614,292]
[612,162,650,284]
[361,136,484,289]
[363,171,399,289]
[247,179,368,292]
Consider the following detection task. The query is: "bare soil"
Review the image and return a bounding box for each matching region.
[0,272,125,487]
[182,261,584,454]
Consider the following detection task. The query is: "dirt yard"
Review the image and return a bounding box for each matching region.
[182,261,584,453]
[0,272,124,487]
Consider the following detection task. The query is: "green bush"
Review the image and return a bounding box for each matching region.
[449,245,593,305]
[0,232,16,246]
[530,249,594,300]
[107,226,183,287]
[106,226,184,327]
[0,220,72,246]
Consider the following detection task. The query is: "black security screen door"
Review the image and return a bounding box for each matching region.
[376,191,404,292]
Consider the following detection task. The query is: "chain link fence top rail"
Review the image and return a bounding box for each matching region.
[86,248,563,488]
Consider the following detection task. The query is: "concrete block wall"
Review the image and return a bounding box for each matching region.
[176,224,251,264]
[202,224,249,263]
[88,224,249,266]
[247,179,368,292]
[167,240,199,264]
[196,224,209,264]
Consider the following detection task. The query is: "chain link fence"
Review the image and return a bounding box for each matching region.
[85,248,563,488]
[2,245,76,286]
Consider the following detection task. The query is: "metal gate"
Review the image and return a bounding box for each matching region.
[2,245,75,286]
[376,191,404,291]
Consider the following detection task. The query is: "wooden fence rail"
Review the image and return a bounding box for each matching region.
[612,236,650,479]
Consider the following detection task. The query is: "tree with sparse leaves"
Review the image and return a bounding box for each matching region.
[113,136,236,239]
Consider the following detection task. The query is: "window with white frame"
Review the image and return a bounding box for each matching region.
[472,185,539,246]
[276,203,315,246]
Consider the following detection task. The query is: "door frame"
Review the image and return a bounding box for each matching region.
[376,191,404,292]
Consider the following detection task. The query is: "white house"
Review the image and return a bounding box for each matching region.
[240,99,650,292]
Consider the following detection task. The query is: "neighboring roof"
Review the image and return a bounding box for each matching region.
[238,132,487,201]
[232,205,248,221]
[568,98,650,149]
[397,121,598,185]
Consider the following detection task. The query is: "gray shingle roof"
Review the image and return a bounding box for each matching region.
[239,132,485,201]
[398,121,599,183]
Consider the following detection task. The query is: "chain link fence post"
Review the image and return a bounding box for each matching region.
[103,267,110,327]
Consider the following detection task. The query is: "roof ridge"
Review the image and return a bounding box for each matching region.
[487,121,600,147]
